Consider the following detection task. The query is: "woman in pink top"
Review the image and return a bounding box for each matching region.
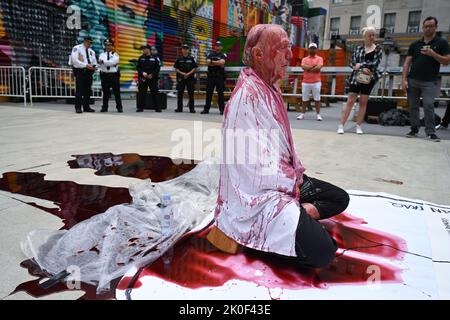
[215,24,349,268]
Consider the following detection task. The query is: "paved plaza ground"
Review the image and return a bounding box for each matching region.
[1,98,449,299]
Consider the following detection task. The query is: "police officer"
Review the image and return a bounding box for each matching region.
[70,36,97,113]
[136,45,161,112]
[201,40,227,115]
[98,39,123,113]
[174,44,198,113]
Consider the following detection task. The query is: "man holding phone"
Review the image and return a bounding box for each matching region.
[402,17,450,142]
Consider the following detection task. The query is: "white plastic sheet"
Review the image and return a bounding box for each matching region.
[21,159,220,293]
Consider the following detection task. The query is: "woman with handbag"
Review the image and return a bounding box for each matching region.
[337,26,383,134]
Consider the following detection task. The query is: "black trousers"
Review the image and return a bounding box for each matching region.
[204,74,225,113]
[177,78,195,110]
[74,69,93,111]
[442,101,450,126]
[100,72,122,110]
[137,79,159,111]
[294,175,350,268]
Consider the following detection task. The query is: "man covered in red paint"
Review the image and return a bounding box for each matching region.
[214,24,349,268]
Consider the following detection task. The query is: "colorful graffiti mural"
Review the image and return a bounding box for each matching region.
[0,0,308,90]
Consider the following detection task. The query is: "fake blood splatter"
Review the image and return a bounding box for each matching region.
[0,156,197,300]
[126,214,406,293]
[0,171,132,229]
[0,157,408,300]
[13,260,120,300]
[68,153,196,181]
[0,171,133,299]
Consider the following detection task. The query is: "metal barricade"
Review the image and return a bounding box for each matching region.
[0,66,27,106]
[19,65,450,106]
[157,66,450,101]
[28,67,103,106]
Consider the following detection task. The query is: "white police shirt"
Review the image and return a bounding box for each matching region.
[69,44,97,69]
[98,51,120,73]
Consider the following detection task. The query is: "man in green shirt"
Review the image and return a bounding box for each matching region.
[402,16,450,142]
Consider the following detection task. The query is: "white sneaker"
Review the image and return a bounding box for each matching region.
[337,125,344,134]
[296,113,305,120]
[317,114,323,121]
[356,125,363,135]
[436,123,448,130]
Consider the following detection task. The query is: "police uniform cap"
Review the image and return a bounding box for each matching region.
[181,44,189,49]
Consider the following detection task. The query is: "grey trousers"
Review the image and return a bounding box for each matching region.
[407,78,440,135]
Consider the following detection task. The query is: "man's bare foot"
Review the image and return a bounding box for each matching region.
[302,203,320,220]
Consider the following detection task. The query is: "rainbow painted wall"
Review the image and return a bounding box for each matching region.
[0,0,308,89]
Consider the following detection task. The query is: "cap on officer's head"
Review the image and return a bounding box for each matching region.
[181,44,189,49]
[142,44,152,50]
[308,43,318,49]
[104,39,113,46]
[84,36,93,42]
[216,40,222,47]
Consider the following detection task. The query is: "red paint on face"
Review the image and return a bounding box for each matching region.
[251,26,292,86]
[272,36,292,82]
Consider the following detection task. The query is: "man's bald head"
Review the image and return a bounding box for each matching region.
[243,24,292,85]
[243,24,286,66]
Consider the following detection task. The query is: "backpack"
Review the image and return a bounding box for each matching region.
[379,108,410,126]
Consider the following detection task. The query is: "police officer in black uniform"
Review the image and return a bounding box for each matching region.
[70,36,97,113]
[99,39,123,113]
[201,40,227,115]
[174,44,198,113]
[136,45,161,112]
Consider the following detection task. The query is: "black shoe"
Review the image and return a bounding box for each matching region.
[100,108,108,113]
[84,108,96,113]
[75,108,82,114]
[136,109,144,112]
[175,108,183,113]
[427,133,441,142]
[117,108,123,113]
[406,130,418,138]
[189,109,196,114]
[220,112,224,116]
[200,110,209,114]
[155,109,162,113]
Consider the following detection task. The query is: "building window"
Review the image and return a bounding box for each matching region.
[384,13,396,34]
[332,0,343,4]
[407,11,421,33]
[350,16,361,35]
[330,17,340,38]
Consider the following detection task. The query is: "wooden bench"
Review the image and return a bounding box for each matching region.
[206,226,240,254]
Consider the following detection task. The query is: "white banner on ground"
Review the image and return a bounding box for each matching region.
[117,191,450,300]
